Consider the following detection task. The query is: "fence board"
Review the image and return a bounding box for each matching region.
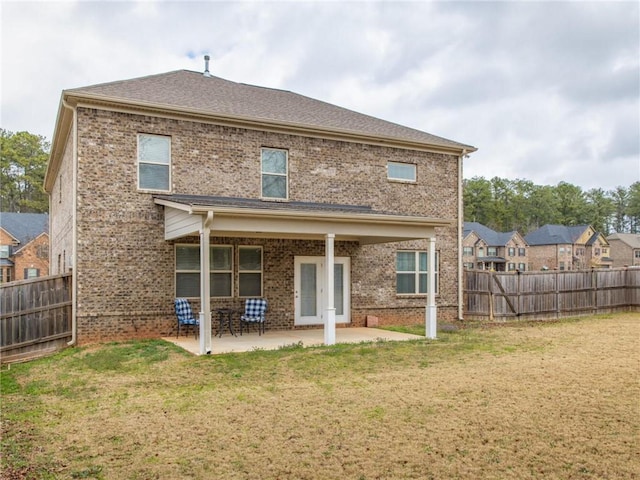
[1,274,72,363]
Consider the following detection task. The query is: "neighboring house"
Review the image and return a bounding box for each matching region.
[462,222,529,272]
[525,224,612,270]
[606,233,640,268]
[0,212,49,282]
[44,65,475,351]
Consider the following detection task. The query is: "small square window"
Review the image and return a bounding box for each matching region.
[387,162,416,182]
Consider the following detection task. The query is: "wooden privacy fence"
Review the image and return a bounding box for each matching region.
[1,273,72,363]
[464,268,640,320]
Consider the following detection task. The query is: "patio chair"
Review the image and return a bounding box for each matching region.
[240,298,268,336]
[174,298,199,338]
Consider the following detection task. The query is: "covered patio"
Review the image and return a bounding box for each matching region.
[164,327,424,355]
[155,194,449,355]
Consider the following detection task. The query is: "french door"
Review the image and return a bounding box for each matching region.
[294,256,350,326]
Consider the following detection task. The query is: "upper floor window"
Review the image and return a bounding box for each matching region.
[261,148,288,199]
[635,250,640,259]
[487,247,498,256]
[387,162,416,182]
[463,246,474,256]
[0,245,9,259]
[518,263,526,271]
[518,247,526,257]
[138,134,171,191]
[477,247,484,258]
[396,250,438,295]
[508,263,516,271]
[508,247,516,257]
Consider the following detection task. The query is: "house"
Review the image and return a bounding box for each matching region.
[0,212,49,282]
[462,222,529,271]
[44,63,475,353]
[606,233,640,268]
[525,224,612,270]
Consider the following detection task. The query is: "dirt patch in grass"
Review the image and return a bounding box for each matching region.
[2,313,638,479]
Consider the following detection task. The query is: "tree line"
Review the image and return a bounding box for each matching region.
[1,129,639,236]
[464,176,640,236]
[1,129,49,213]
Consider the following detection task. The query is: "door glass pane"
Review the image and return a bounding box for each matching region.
[301,263,316,316]
[334,264,344,316]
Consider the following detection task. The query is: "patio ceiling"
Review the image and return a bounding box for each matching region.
[154,194,452,245]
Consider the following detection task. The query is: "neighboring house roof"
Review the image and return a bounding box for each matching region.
[0,213,49,248]
[63,70,475,152]
[524,224,592,246]
[607,233,640,248]
[463,222,520,246]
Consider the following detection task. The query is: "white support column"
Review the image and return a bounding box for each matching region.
[324,233,336,345]
[426,236,437,339]
[199,212,214,355]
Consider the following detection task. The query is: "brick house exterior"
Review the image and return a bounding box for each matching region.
[462,222,529,272]
[525,224,612,271]
[0,213,49,282]
[44,68,475,351]
[606,233,640,267]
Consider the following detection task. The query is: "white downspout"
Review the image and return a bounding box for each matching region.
[458,149,467,321]
[426,236,437,339]
[63,97,78,347]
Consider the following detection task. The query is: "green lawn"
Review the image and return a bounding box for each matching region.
[2,313,638,479]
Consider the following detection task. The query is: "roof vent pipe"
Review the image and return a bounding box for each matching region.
[203,55,211,77]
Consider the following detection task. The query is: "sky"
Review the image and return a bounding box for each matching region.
[1,1,639,191]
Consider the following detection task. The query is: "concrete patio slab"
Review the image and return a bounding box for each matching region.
[163,327,424,355]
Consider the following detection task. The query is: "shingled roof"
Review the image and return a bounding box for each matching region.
[63,70,475,152]
[524,225,592,246]
[463,222,520,246]
[0,212,48,248]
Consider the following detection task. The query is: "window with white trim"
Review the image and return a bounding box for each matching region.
[0,245,9,259]
[175,245,232,298]
[508,247,516,256]
[138,134,171,191]
[396,250,438,295]
[518,263,526,271]
[261,148,288,199]
[25,268,40,279]
[463,246,474,256]
[387,162,416,182]
[239,246,263,297]
[487,247,498,256]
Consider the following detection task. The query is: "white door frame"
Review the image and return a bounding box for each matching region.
[294,256,350,326]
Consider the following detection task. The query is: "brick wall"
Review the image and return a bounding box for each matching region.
[68,108,460,343]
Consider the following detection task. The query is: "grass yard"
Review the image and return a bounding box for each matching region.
[1,313,638,479]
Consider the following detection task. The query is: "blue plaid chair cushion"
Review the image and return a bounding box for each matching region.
[241,298,267,323]
[175,298,199,326]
